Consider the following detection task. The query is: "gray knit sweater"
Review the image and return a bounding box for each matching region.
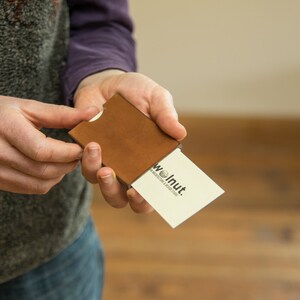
[0,1,91,282]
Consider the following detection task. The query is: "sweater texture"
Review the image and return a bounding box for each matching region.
[0,0,91,283]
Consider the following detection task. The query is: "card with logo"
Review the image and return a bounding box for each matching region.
[132,148,224,228]
[69,94,224,228]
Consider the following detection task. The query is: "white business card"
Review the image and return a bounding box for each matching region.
[132,148,224,228]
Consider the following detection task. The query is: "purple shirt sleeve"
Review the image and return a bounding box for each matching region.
[62,0,136,105]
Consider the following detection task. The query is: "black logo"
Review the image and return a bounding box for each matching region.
[151,164,186,196]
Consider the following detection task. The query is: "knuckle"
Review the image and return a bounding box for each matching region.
[106,198,127,209]
[162,89,173,103]
[103,190,128,209]
[36,164,54,179]
[33,139,52,162]
[34,182,51,194]
[33,177,62,194]
[154,86,173,103]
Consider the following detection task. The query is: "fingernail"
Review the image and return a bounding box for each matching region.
[88,110,103,122]
[100,174,114,185]
[87,146,99,158]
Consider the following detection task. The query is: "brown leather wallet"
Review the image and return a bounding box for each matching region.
[69,94,180,185]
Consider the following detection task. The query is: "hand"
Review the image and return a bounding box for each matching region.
[0,95,98,194]
[75,70,187,213]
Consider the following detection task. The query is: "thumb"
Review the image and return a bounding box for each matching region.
[21,100,99,129]
[73,85,105,112]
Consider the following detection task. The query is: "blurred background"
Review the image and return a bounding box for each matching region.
[92,1,300,299]
[131,0,300,117]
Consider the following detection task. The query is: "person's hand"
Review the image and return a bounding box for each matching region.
[74,70,187,213]
[0,95,98,194]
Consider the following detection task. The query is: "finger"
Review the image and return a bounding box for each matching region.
[9,157,78,179]
[81,142,102,183]
[127,188,154,214]
[21,99,99,129]
[0,138,79,178]
[6,116,83,163]
[149,89,187,141]
[27,161,79,179]
[97,167,128,208]
[0,165,64,194]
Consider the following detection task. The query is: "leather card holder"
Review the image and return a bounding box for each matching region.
[69,94,180,185]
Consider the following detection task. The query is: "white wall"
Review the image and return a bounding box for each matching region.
[129,0,300,117]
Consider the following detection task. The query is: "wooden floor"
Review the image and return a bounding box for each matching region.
[91,116,300,300]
